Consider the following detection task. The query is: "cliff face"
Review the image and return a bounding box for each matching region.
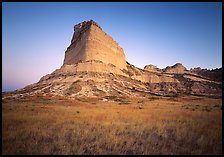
[3,20,222,99]
[63,20,127,71]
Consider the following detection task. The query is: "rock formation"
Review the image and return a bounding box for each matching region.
[63,20,127,75]
[3,20,222,99]
[144,64,161,72]
[163,63,187,73]
[190,67,222,82]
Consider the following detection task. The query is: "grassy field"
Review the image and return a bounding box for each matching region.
[2,95,222,155]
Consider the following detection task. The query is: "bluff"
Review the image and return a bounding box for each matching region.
[63,20,127,77]
[64,20,127,70]
[3,20,222,99]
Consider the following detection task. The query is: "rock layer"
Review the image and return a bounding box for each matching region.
[3,20,222,99]
[63,20,127,71]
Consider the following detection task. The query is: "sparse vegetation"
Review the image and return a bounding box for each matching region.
[104,95,117,100]
[181,104,216,112]
[148,96,160,101]
[76,97,87,102]
[137,100,144,103]
[64,81,82,96]
[138,106,143,109]
[104,96,130,104]
[2,95,222,155]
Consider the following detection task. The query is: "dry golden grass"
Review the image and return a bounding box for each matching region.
[2,95,222,155]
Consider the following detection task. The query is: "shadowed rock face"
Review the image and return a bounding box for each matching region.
[190,67,222,82]
[3,20,222,98]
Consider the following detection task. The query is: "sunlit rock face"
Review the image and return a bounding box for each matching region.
[63,20,127,73]
[144,64,161,72]
[163,63,187,74]
[4,20,221,98]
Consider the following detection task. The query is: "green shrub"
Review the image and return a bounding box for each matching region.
[76,97,87,102]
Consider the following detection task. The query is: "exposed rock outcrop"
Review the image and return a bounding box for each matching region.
[190,67,222,82]
[3,20,222,99]
[63,20,127,73]
[144,64,161,72]
[163,63,187,73]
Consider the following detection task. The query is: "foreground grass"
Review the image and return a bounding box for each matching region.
[2,95,222,155]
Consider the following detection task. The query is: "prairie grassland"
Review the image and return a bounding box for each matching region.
[2,95,222,155]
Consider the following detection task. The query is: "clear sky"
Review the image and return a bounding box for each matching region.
[2,2,222,92]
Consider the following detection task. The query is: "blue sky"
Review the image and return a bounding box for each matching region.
[2,2,222,92]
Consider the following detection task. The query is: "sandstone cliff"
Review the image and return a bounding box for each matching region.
[3,20,222,99]
[63,20,127,73]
